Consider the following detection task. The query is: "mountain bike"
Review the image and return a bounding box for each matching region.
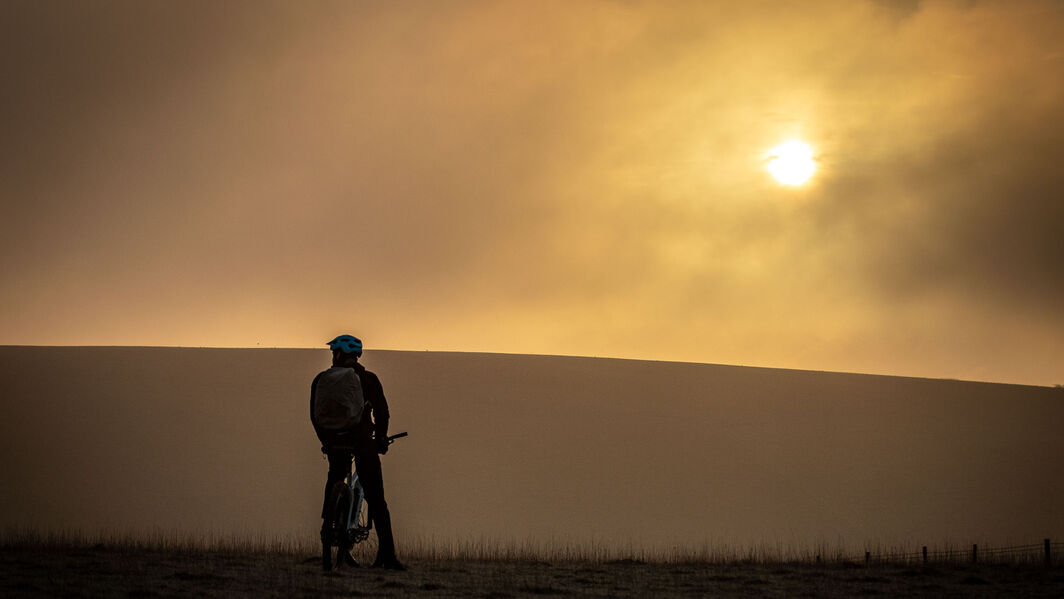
[321,432,407,571]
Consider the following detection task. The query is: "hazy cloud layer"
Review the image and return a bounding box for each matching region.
[1,1,1061,384]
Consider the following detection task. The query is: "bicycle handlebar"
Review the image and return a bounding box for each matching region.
[320,432,408,455]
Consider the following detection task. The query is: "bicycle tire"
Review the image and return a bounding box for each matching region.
[323,481,352,570]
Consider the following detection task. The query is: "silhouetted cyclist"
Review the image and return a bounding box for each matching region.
[311,334,404,570]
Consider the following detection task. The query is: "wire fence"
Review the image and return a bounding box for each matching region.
[861,539,1061,566]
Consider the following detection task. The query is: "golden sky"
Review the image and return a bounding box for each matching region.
[2,0,1062,385]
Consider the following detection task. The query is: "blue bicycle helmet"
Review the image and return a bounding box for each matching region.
[327,334,363,356]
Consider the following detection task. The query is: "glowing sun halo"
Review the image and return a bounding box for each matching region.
[766,140,816,186]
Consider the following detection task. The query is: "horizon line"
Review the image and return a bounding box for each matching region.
[1,344,1055,390]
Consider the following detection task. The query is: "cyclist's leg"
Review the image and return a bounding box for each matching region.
[322,481,346,571]
[321,452,352,526]
[354,451,398,565]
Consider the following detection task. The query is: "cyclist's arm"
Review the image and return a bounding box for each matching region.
[365,371,390,442]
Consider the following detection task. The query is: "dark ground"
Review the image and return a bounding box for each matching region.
[2,545,1063,598]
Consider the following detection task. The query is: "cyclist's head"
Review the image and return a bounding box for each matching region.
[328,334,362,364]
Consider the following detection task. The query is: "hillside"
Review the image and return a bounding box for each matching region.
[1,346,1060,552]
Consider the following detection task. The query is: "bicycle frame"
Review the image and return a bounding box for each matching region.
[340,472,370,543]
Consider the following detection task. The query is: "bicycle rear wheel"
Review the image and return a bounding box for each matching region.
[322,481,352,571]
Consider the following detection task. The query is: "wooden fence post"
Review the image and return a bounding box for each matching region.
[972,544,978,563]
[1046,539,1052,567]
[922,546,927,565]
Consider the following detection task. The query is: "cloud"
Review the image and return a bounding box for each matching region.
[0,0,1061,384]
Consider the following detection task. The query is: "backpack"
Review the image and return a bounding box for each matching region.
[312,366,367,434]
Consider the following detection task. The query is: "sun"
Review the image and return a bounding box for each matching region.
[766,140,816,186]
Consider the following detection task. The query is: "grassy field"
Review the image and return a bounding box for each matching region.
[3,534,1062,598]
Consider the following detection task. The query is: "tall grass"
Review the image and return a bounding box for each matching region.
[0,527,311,556]
[2,528,1052,565]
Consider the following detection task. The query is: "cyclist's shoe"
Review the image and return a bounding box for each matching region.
[371,556,406,571]
[342,552,360,568]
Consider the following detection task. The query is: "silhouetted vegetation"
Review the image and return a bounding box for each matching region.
[3,531,1062,599]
